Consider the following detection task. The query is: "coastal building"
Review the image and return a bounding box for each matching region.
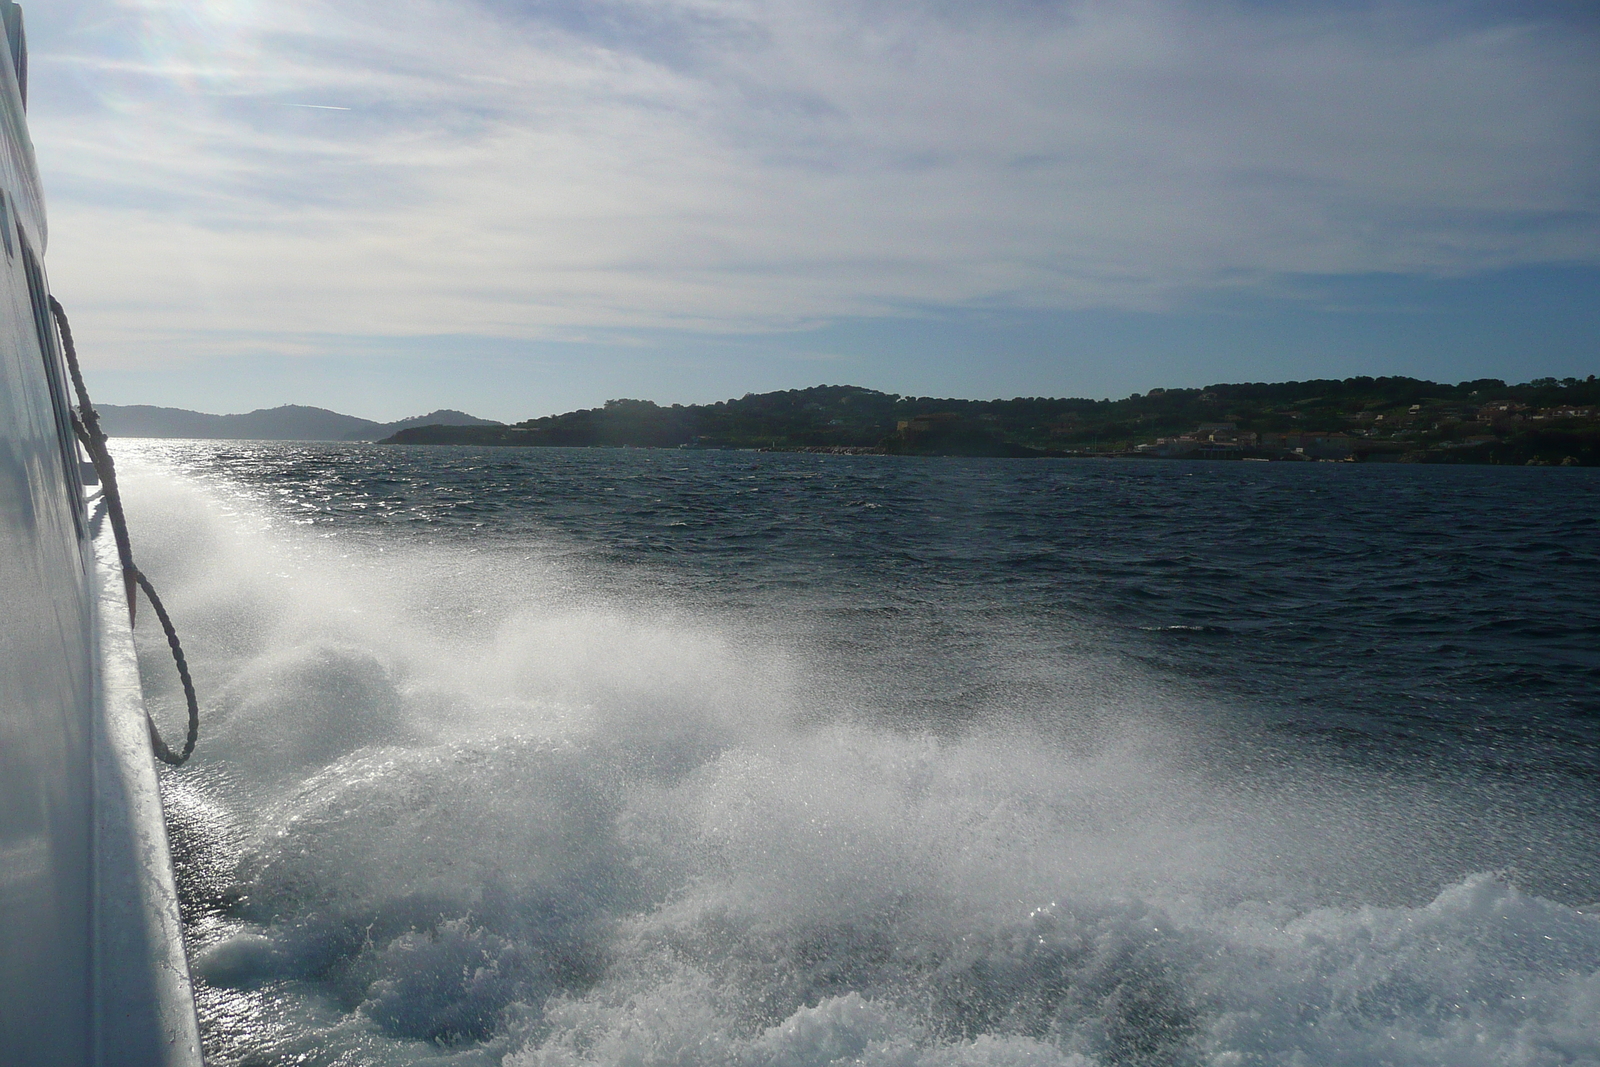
[1253,432,1354,459]
[896,412,963,434]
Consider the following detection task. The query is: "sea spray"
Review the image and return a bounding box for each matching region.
[112,443,1600,1067]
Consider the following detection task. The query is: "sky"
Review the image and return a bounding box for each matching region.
[25,0,1600,422]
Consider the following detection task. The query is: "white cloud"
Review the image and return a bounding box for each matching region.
[30,0,1600,364]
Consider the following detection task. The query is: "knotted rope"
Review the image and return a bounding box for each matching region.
[50,296,199,766]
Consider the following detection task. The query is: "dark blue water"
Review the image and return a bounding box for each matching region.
[118,443,1600,1067]
[160,444,1599,768]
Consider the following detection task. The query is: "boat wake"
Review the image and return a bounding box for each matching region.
[114,447,1599,1067]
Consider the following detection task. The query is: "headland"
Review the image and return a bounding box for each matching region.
[380,376,1600,466]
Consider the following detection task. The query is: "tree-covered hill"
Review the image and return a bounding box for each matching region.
[382,375,1600,464]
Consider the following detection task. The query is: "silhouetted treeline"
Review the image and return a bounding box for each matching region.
[381,375,1599,462]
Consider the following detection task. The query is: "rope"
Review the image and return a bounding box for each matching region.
[50,296,199,766]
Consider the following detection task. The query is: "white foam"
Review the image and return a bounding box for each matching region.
[109,444,1600,1067]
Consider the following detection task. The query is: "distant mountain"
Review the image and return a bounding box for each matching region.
[361,410,502,440]
[97,404,501,441]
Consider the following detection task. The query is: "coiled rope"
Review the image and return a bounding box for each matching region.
[50,296,199,766]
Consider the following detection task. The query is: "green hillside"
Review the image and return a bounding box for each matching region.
[383,376,1600,464]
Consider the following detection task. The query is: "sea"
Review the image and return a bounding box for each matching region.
[110,440,1600,1067]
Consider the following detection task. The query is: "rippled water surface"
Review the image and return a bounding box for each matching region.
[114,442,1600,1067]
